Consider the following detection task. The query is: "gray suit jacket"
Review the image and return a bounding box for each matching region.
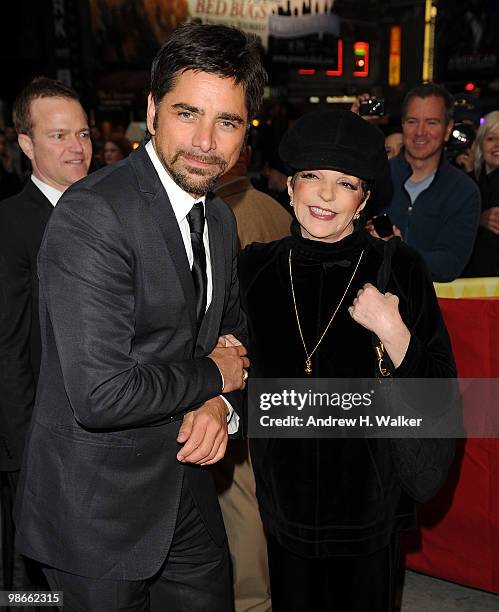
[14,144,245,580]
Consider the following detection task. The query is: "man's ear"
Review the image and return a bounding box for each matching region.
[18,133,34,162]
[146,94,156,136]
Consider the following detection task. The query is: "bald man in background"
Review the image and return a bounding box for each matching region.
[0,76,91,593]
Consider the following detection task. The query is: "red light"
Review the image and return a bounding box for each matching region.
[325,40,343,77]
[465,82,475,91]
[353,42,369,78]
[297,69,316,76]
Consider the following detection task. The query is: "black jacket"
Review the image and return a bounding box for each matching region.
[462,166,499,277]
[387,151,480,282]
[0,180,52,471]
[239,225,456,557]
[14,145,245,580]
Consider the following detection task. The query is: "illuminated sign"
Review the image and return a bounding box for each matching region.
[422,0,437,82]
[325,40,343,77]
[388,26,401,87]
[353,42,369,78]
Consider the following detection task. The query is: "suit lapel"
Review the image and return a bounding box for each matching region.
[25,180,53,225]
[129,146,197,338]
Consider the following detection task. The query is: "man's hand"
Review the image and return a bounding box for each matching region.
[216,334,243,348]
[176,396,229,465]
[481,207,499,234]
[350,93,382,123]
[366,219,402,241]
[208,341,249,392]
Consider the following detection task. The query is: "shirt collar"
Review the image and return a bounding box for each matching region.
[145,140,206,224]
[399,146,448,180]
[30,175,64,207]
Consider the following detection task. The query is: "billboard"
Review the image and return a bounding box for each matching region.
[89,0,340,66]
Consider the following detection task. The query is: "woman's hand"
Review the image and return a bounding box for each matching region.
[480,207,499,234]
[348,283,411,368]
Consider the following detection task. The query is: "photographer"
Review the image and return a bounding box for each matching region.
[447,122,476,173]
[448,93,481,173]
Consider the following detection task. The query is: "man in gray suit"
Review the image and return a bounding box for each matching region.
[14,23,266,611]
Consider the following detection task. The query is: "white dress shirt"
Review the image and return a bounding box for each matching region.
[145,140,238,433]
[31,175,63,206]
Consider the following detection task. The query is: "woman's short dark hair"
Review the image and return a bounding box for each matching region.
[150,22,267,124]
[13,76,81,136]
[106,135,133,158]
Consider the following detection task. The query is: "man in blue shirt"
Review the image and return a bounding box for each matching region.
[379,84,480,282]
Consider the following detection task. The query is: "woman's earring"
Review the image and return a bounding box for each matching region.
[290,200,293,207]
[353,212,360,220]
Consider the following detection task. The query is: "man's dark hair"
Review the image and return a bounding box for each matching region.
[13,76,81,136]
[150,22,267,124]
[401,83,455,124]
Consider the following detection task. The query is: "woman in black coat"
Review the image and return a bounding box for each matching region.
[239,110,457,612]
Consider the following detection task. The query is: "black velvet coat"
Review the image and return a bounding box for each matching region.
[239,224,456,558]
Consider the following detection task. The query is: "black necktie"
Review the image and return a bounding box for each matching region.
[187,202,207,333]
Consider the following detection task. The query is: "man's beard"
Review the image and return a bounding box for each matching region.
[158,148,228,197]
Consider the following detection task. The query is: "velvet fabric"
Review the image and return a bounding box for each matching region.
[267,532,400,612]
[239,224,457,559]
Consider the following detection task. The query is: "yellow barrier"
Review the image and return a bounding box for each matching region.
[434,277,499,299]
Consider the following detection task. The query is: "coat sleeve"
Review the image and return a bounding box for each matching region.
[218,205,247,418]
[388,246,459,502]
[39,188,224,430]
[419,181,481,282]
[0,208,36,469]
[391,246,457,379]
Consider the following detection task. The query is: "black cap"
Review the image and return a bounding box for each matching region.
[279,109,386,181]
[453,93,481,127]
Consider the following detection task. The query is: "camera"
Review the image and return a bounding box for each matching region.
[372,214,393,238]
[359,98,385,117]
[446,122,476,163]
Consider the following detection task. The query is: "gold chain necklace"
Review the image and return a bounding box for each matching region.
[289,248,364,375]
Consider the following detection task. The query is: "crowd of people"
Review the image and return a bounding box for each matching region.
[0,20,495,612]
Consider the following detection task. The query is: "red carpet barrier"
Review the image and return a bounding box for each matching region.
[403,297,499,594]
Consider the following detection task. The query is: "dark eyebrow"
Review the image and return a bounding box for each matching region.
[172,102,203,115]
[405,115,442,122]
[171,103,245,126]
[217,112,246,126]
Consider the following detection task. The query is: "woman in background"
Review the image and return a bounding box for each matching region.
[103,134,133,165]
[463,111,499,277]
